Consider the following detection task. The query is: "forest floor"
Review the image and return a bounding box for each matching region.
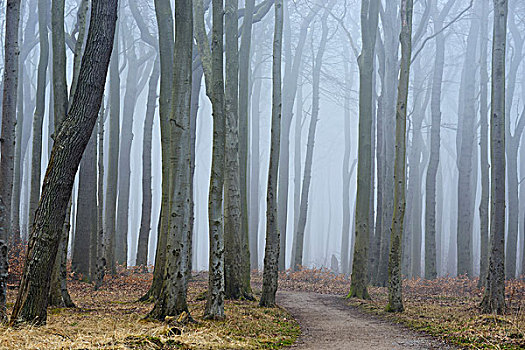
[0,270,299,349]
[1,257,524,349]
[259,268,525,350]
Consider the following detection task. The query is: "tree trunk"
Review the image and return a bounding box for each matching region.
[293,5,332,271]
[94,106,106,289]
[348,0,379,299]
[386,0,413,313]
[239,0,256,271]
[136,58,160,268]
[456,3,480,278]
[260,0,283,308]
[10,0,118,325]
[480,0,507,315]
[147,0,193,320]
[28,0,50,232]
[141,0,174,301]
[105,22,120,275]
[0,0,21,321]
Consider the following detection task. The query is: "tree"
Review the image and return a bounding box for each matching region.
[10,0,118,325]
[140,0,174,301]
[348,0,379,299]
[480,0,508,315]
[0,0,21,321]
[386,0,413,313]
[260,0,283,308]
[147,0,193,320]
[425,0,456,280]
[136,58,160,268]
[293,3,333,271]
[28,0,50,231]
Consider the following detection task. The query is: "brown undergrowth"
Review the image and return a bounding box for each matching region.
[267,267,525,349]
[1,269,299,349]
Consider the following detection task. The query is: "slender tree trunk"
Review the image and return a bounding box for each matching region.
[239,0,256,271]
[29,0,50,231]
[293,6,332,270]
[290,74,303,268]
[480,0,507,315]
[95,106,106,289]
[136,58,160,268]
[105,23,120,275]
[0,0,21,321]
[348,0,379,299]
[386,0,413,313]
[260,0,283,308]
[10,0,118,325]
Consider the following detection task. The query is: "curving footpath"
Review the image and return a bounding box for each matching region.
[277,291,456,350]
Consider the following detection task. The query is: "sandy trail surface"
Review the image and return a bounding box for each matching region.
[277,291,456,350]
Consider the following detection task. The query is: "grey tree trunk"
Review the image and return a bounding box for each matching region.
[72,130,97,279]
[278,4,319,271]
[136,58,160,268]
[0,0,21,321]
[10,0,118,325]
[376,0,399,287]
[260,0,283,308]
[29,0,49,231]
[141,0,174,301]
[239,0,255,271]
[95,106,106,290]
[224,0,253,300]
[293,5,332,271]
[424,0,456,280]
[348,0,379,299]
[147,0,193,320]
[480,0,507,315]
[105,23,120,275]
[290,73,303,268]
[386,0,413,313]
[456,4,480,277]
[249,59,262,270]
[504,4,524,279]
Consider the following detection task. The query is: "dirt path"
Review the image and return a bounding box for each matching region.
[277,291,456,350]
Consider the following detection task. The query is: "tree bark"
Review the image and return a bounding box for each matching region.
[10,0,118,325]
[480,0,507,315]
[147,0,193,320]
[136,58,160,268]
[28,0,50,232]
[0,0,21,321]
[386,0,413,313]
[348,0,379,299]
[260,0,283,308]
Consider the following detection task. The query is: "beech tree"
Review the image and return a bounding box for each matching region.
[10,0,118,325]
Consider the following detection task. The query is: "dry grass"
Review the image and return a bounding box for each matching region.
[0,272,299,349]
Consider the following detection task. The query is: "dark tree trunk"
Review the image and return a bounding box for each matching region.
[10,0,118,325]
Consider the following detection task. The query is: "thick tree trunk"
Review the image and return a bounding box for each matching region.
[10,0,118,325]
[147,0,193,320]
[260,0,283,308]
[136,58,160,268]
[386,0,413,313]
[0,0,21,321]
[141,0,174,301]
[348,0,379,299]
